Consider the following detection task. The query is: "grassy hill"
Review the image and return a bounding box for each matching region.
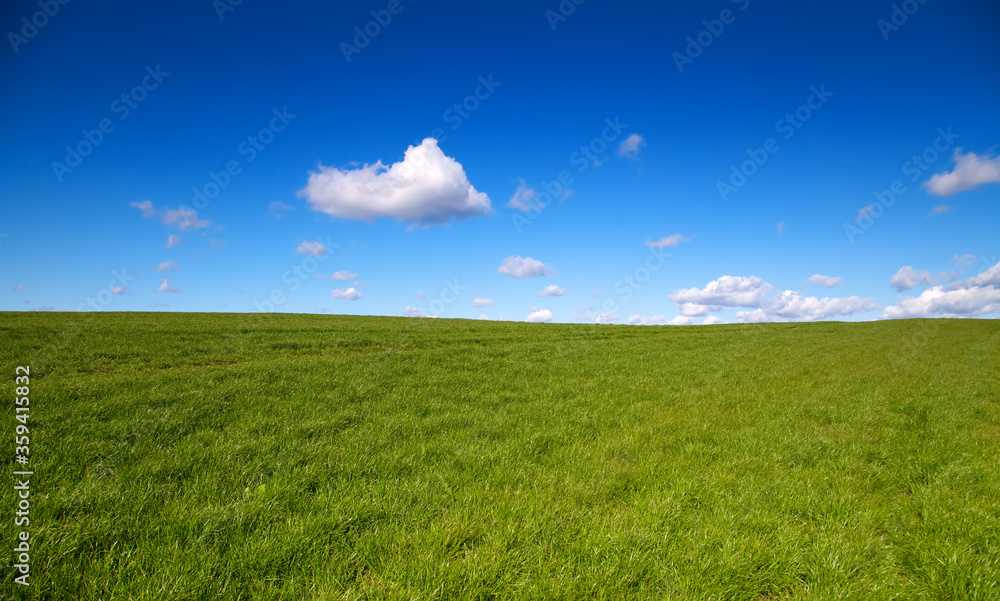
[2,313,998,599]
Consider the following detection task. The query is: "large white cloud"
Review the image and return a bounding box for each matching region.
[497,256,554,278]
[669,274,880,322]
[882,260,1000,318]
[298,138,491,226]
[669,276,773,307]
[924,149,1000,197]
[766,290,881,320]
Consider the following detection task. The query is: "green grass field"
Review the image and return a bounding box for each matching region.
[2,312,999,599]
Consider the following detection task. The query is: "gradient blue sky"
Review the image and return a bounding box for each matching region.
[3,0,999,323]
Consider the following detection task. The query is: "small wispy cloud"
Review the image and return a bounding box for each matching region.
[155,261,180,272]
[646,234,692,248]
[618,133,646,160]
[157,278,181,293]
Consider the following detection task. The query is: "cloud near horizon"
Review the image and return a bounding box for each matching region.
[669,274,880,322]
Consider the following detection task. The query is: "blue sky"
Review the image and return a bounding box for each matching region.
[2,0,999,323]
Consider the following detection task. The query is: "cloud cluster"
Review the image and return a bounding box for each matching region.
[924,149,1000,197]
[497,256,554,278]
[881,259,1000,319]
[669,276,773,308]
[298,138,491,226]
[668,274,880,322]
[472,298,495,307]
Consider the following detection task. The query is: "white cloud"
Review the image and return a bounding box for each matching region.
[928,204,951,216]
[952,254,977,267]
[477,313,490,320]
[296,240,327,257]
[676,302,722,316]
[268,201,294,218]
[766,290,881,321]
[472,298,495,307]
[735,309,770,323]
[890,266,937,292]
[667,315,695,325]
[157,278,180,293]
[167,234,181,249]
[130,200,156,217]
[161,207,211,231]
[669,276,773,308]
[507,179,542,212]
[525,307,553,323]
[414,291,426,299]
[670,274,880,322]
[618,133,646,160]
[155,261,180,272]
[627,314,665,325]
[110,286,129,294]
[331,287,361,300]
[805,274,842,289]
[646,234,691,248]
[952,259,1000,290]
[537,284,566,297]
[403,306,436,318]
[881,262,1000,319]
[594,312,618,324]
[702,315,722,325]
[497,256,554,278]
[298,138,491,226]
[924,149,1000,197]
[317,270,357,281]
